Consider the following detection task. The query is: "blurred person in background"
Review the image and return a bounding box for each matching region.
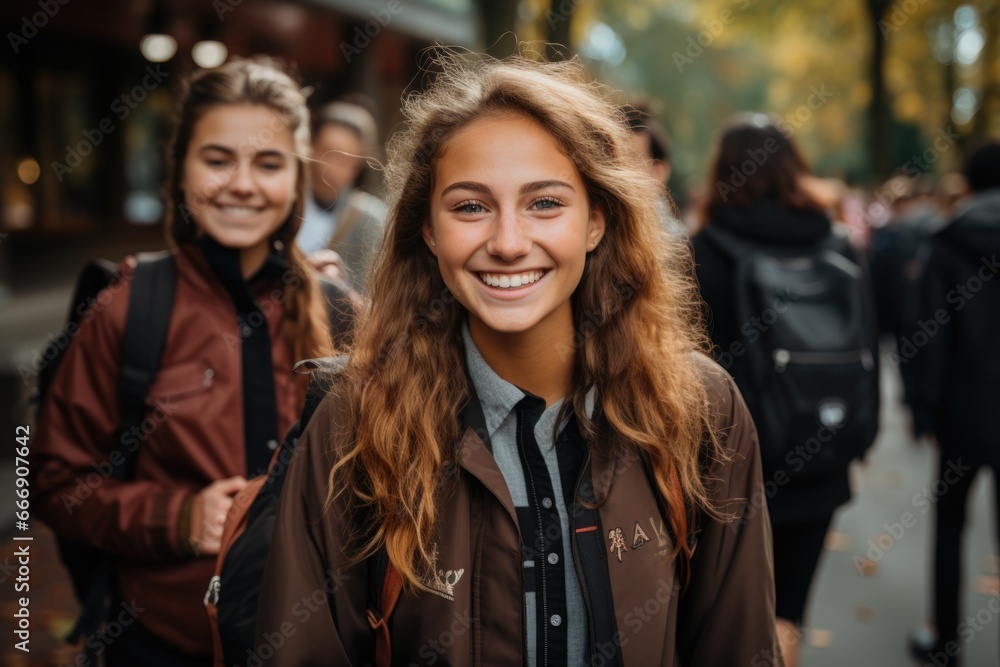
[936,172,970,218]
[30,58,353,666]
[821,178,871,251]
[906,137,1000,667]
[681,179,708,234]
[869,175,944,388]
[621,100,687,237]
[296,97,387,291]
[691,113,880,667]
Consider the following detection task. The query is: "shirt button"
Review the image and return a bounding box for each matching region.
[550,614,562,627]
[541,497,553,509]
[547,552,559,565]
[267,439,279,451]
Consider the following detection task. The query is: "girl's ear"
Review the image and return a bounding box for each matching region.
[587,204,607,252]
[422,219,438,256]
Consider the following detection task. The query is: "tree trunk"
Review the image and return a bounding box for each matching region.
[476,0,520,57]
[974,0,999,136]
[867,0,891,183]
[546,0,575,61]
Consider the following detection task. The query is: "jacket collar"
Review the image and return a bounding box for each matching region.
[456,383,519,526]
[455,323,607,522]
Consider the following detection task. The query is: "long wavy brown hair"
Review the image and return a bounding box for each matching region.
[164,57,332,367]
[329,50,726,591]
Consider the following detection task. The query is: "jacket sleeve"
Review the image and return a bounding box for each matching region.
[678,363,780,667]
[31,275,195,560]
[256,394,374,666]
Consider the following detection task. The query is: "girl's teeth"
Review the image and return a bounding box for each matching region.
[222,206,258,217]
[480,271,542,288]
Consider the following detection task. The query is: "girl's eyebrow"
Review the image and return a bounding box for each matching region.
[440,181,490,197]
[440,179,574,197]
[198,145,288,159]
[519,179,574,194]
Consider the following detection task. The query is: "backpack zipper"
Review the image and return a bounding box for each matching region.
[773,348,875,373]
[204,575,221,607]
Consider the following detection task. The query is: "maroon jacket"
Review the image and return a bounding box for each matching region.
[256,354,778,666]
[33,244,303,656]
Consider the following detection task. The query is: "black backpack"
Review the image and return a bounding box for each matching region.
[702,226,880,477]
[207,357,402,667]
[35,252,177,654]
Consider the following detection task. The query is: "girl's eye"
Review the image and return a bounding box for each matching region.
[259,162,283,171]
[453,200,487,215]
[531,197,563,211]
[206,158,229,167]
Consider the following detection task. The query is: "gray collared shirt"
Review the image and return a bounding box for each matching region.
[462,323,590,666]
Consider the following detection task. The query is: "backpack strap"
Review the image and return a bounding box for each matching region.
[68,252,176,648]
[118,252,177,475]
[368,548,404,667]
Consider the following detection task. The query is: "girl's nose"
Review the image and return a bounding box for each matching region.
[486,210,532,260]
[226,161,256,196]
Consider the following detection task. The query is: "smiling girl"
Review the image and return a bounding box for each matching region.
[256,53,777,666]
[33,58,351,666]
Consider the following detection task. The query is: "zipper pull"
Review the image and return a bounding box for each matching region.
[773,348,791,372]
[861,348,875,371]
[204,575,221,607]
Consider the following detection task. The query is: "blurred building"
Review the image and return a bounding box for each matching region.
[0,0,479,279]
[0,0,480,444]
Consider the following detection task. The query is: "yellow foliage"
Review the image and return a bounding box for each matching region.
[850,80,872,107]
[895,89,926,120]
[625,4,651,30]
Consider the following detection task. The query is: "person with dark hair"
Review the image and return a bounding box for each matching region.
[621,101,686,237]
[691,113,880,667]
[30,58,353,666]
[906,136,1000,667]
[296,97,387,291]
[622,100,672,182]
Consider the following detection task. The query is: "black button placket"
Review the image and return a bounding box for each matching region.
[515,396,569,667]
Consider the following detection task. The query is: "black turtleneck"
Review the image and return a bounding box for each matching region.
[198,236,287,477]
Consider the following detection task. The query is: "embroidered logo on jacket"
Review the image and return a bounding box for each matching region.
[649,516,669,548]
[608,527,629,562]
[422,544,465,601]
[632,521,650,549]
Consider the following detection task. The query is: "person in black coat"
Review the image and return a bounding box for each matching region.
[905,138,1000,667]
[690,114,869,667]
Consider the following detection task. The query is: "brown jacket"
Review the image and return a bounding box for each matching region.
[255,356,778,666]
[33,244,303,656]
